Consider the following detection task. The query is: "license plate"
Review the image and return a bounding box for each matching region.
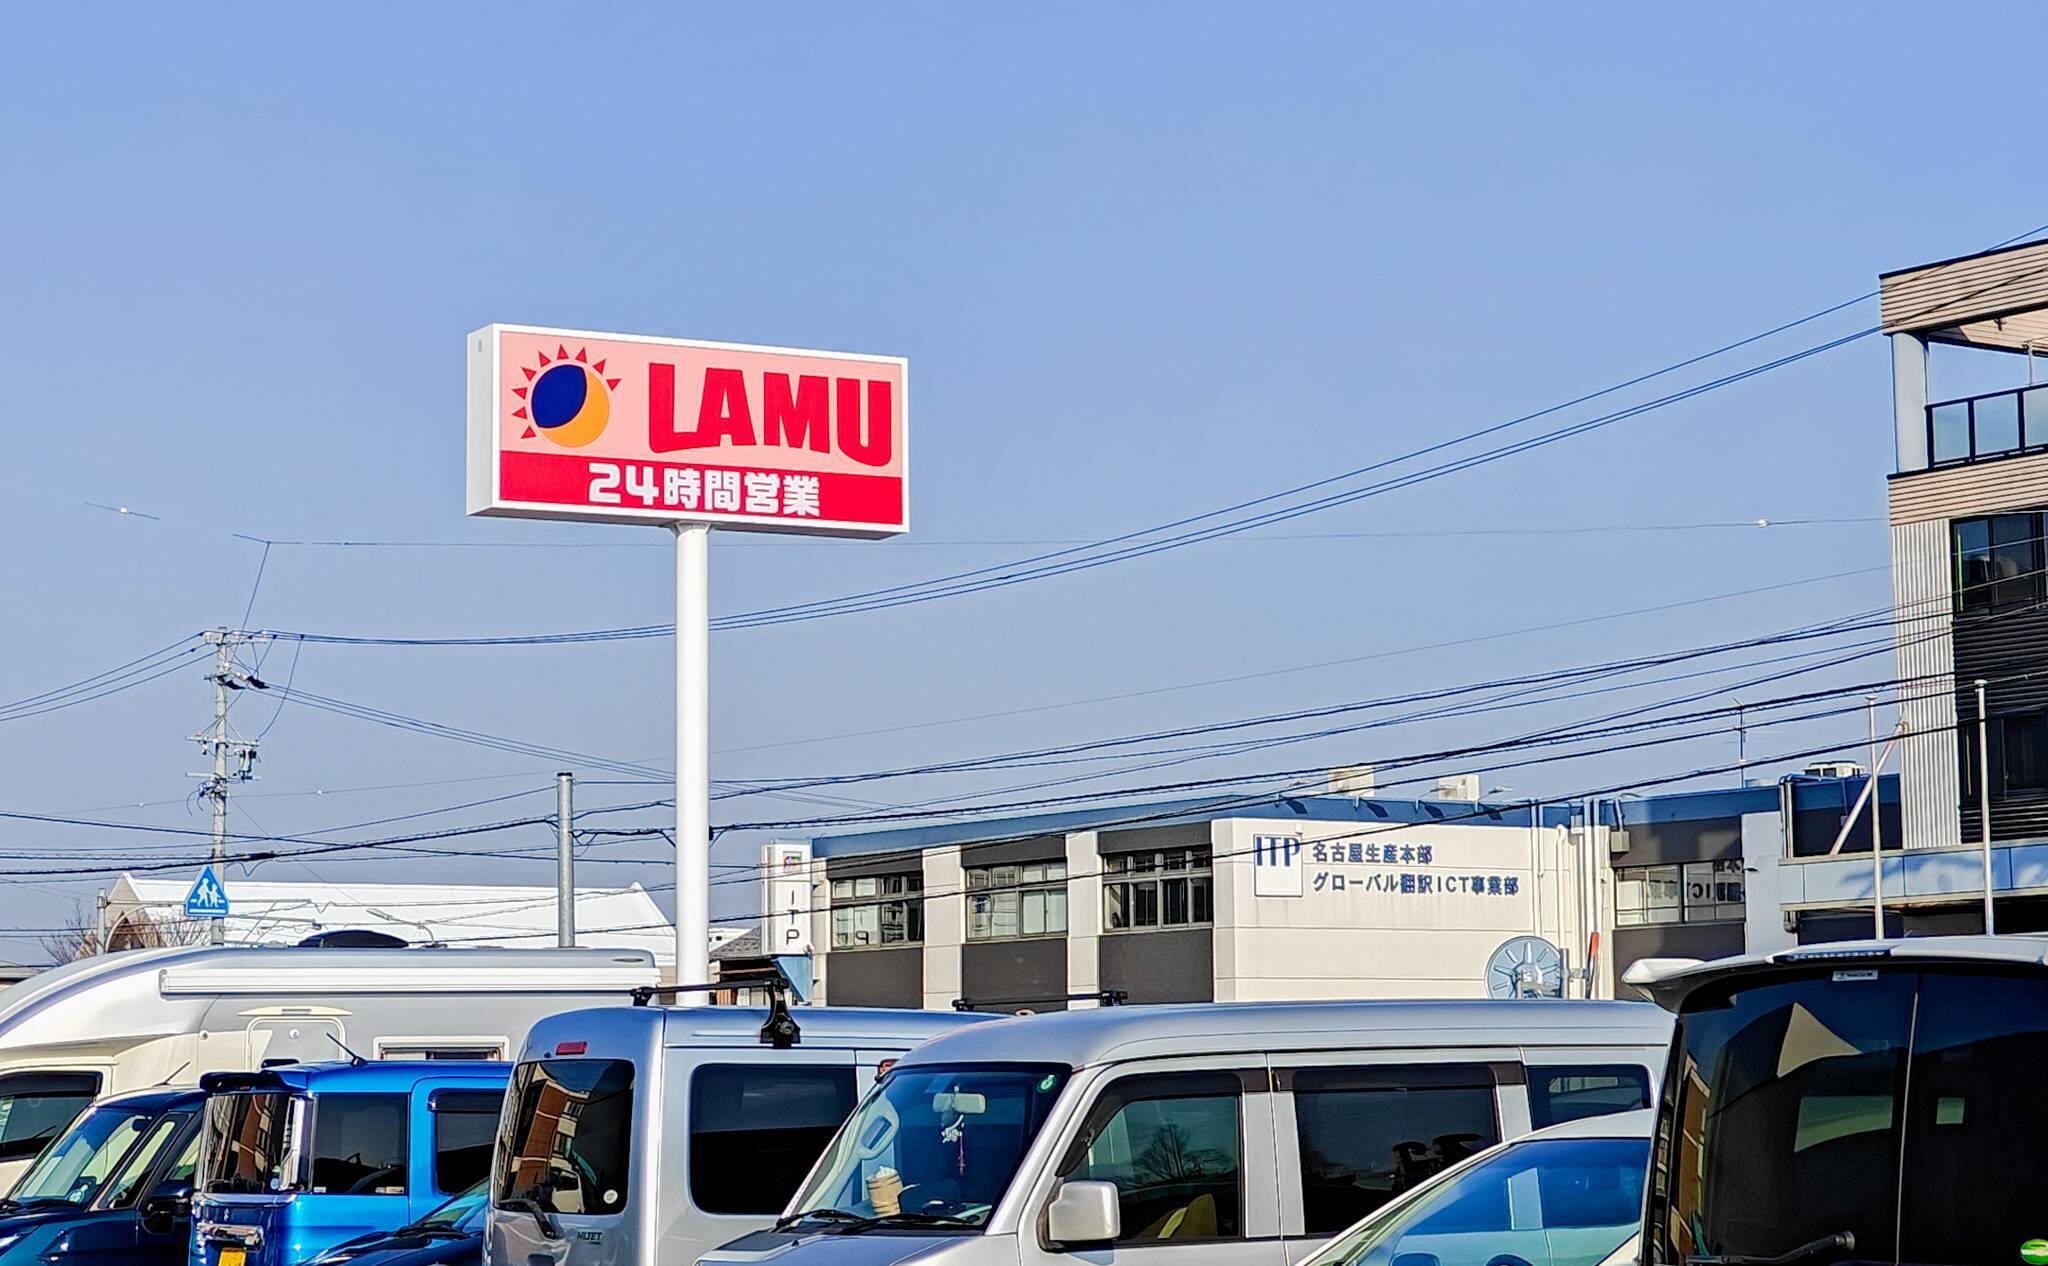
[218,1250,246,1266]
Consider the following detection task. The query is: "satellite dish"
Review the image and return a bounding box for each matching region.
[1487,935,1565,999]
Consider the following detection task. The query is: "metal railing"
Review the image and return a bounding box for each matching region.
[1923,383,2048,468]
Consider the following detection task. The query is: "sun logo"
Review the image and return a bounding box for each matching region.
[512,344,619,448]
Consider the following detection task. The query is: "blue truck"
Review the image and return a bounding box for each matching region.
[192,1061,507,1266]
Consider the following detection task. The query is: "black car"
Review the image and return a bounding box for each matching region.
[306,1182,486,1266]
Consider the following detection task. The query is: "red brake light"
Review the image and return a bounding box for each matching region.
[555,1041,588,1056]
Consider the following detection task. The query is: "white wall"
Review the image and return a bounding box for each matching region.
[1214,815,1583,1001]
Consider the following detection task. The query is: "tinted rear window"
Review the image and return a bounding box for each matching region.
[0,1072,101,1163]
[689,1065,857,1214]
[496,1059,633,1216]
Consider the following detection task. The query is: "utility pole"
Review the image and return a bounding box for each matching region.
[557,771,576,947]
[1868,695,1884,939]
[192,628,264,946]
[1978,679,1996,935]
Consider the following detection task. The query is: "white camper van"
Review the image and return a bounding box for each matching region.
[0,943,655,1189]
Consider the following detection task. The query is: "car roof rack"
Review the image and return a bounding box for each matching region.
[631,964,801,1048]
[952,989,1128,1014]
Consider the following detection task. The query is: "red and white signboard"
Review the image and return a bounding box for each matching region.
[467,324,908,537]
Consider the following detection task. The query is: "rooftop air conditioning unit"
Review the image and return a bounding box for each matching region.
[1329,765,1377,796]
[1435,774,1482,802]
[1805,761,1867,780]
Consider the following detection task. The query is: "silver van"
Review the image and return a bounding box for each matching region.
[704,999,1671,1266]
[485,1002,991,1266]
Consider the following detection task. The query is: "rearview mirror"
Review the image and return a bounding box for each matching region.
[932,1091,987,1116]
[1044,1180,1119,1249]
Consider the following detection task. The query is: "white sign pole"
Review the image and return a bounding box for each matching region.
[675,523,712,999]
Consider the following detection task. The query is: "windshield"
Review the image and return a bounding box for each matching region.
[201,1092,301,1195]
[1310,1135,1648,1266]
[0,1072,101,1165]
[419,1180,488,1231]
[495,1059,633,1216]
[788,1063,1071,1230]
[9,1101,161,1206]
[1652,967,2048,1265]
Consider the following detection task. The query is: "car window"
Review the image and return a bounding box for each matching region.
[1292,1066,1500,1234]
[496,1059,633,1216]
[0,1072,101,1163]
[1312,1136,1647,1266]
[1527,1066,1651,1130]
[1063,1072,1242,1242]
[688,1065,856,1215]
[1655,970,1913,1264]
[1898,973,2048,1264]
[99,1113,191,1209]
[309,1095,408,1195]
[430,1091,501,1195]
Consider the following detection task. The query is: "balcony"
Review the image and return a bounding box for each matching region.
[1921,382,2048,469]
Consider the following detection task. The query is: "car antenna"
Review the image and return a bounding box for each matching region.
[326,1034,369,1067]
[153,1061,192,1087]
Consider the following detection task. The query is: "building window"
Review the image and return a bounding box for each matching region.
[967,861,1067,940]
[1104,846,1213,931]
[830,873,923,949]
[1616,860,1742,926]
[1954,513,2044,613]
[2005,713,2048,793]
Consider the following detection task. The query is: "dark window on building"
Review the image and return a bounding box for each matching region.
[1528,1065,1652,1129]
[967,861,1067,940]
[309,1095,408,1195]
[2004,713,2048,792]
[1062,1072,1242,1242]
[1616,860,1742,925]
[689,1065,857,1215]
[831,872,923,948]
[431,1090,502,1194]
[1104,846,1213,931]
[1292,1067,1500,1234]
[1954,513,2044,612]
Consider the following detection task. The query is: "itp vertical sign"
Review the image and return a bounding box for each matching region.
[467,326,907,999]
[761,843,814,956]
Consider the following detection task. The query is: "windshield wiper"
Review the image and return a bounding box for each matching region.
[1688,1231,1856,1266]
[497,1196,562,1241]
[828,1211,976,1233]
[775,1208,866,1230]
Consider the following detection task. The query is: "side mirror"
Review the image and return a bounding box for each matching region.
[139,1183,192,1238]
[1044,1180,1119,1249]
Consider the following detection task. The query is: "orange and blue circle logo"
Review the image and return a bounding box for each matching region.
[512,345,617,448]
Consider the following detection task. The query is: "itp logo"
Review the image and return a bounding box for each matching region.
[1253,834,1304,898]
[512,344,620,448]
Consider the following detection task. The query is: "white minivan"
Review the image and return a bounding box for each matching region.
[703,998,1670,1266]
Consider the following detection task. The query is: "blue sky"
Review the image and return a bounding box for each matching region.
[1,4,2041,955]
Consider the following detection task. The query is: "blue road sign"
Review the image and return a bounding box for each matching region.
[184,867,230,919]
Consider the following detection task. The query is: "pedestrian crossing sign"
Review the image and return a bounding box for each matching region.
[184,867,230,919]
